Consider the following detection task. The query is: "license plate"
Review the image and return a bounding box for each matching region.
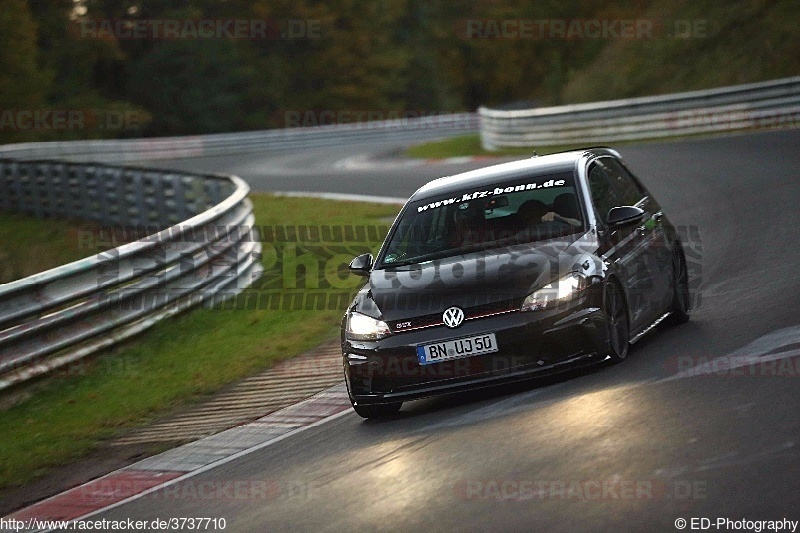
[416,333,498,365]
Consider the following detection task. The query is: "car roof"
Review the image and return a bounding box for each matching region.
[409,147,620,202]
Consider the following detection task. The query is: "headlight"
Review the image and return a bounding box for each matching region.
[521,272,587,312]
[346,312,391,340]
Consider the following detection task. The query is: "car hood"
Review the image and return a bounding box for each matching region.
[351,231,600,324]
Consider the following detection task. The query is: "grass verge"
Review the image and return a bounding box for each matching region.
[0,194,399,490]
[0,213,101,284]
[404,134,589,159]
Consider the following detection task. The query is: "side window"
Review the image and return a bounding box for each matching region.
[588,163,620,225]
[601,157,645,206]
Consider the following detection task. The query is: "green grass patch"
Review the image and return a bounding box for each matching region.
[0,213,99,284]
[405,134,598,159]
[0,195,399,490]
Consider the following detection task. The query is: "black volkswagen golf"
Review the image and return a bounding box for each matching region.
[342,148,690,418]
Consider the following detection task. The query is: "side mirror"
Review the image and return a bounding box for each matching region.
[607,206,645,227]
[349,253,373,276]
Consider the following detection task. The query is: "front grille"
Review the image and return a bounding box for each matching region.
[389,298,524,333]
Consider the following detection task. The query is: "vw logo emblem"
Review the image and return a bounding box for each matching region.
[442,306,465,328]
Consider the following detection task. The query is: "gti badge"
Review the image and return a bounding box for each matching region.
[442,306,465,328]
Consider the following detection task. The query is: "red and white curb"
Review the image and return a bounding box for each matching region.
[4,384,352,531]
[112,342,346,445]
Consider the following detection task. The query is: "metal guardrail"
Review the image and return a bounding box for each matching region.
[479,76,800,149]
[0,114,478,390]
[0,159,262,390]
[0,113,479,163]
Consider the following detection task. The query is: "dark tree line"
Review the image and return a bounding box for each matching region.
[1,0,797,142]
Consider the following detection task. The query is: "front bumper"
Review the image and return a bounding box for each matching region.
[343,297,609,405]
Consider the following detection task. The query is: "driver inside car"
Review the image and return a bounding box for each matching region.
[545,193,583,227]
[451,202,485,247]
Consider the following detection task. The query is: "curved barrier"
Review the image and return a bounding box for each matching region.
[0,113,479,163]
[0,159,262,390]
[479,76,800,149]
[0,113,479,390]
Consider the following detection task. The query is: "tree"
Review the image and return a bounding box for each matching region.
[0,0,52,143]
[127,38,257,135]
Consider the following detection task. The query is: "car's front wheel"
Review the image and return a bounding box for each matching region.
[352,401,402,419]
[604,281,629,363]
[669,245,691,324]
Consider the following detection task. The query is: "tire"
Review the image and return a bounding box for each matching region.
[352,401,402,419]
[668,245,691,325]
[604,281,630,363]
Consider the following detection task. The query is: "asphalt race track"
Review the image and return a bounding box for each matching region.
[82,130,799,531]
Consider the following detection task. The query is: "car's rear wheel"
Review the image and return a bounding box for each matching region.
[604,281,629,363]
[352,401,402,419]
[669,245,691,324]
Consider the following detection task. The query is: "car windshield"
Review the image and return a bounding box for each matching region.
[379,172,584,267]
